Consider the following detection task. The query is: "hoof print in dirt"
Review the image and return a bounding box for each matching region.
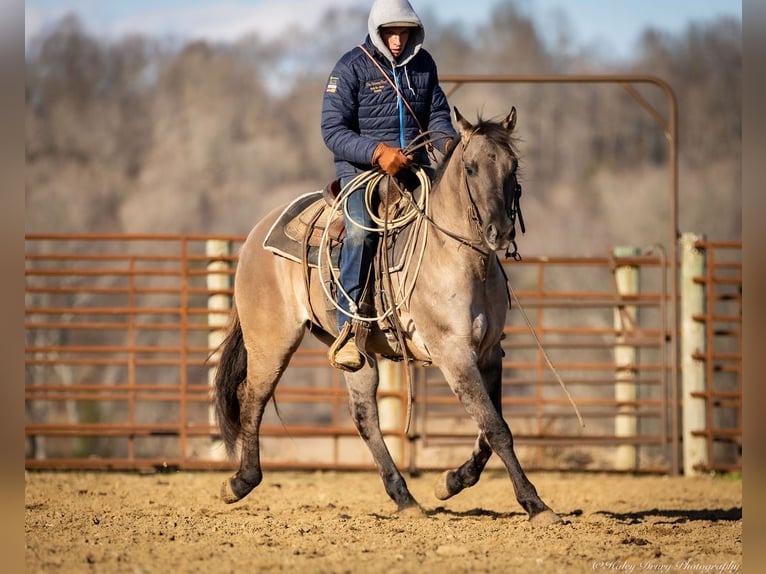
[397,504,426,519]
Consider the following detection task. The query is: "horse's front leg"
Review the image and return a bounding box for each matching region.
[434,432,492,500]
[438,350,562,525]
[344,359,421,513]
[434,345,501,501]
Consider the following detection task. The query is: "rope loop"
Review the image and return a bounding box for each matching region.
[317,165,432,325]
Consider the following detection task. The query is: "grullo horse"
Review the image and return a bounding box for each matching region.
[214,107,562,526]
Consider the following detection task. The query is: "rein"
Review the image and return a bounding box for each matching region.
[402,193,490,257]
[499,265,586,428]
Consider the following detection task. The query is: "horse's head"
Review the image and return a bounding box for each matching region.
[451,106,524,256]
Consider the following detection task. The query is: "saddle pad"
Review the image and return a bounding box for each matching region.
[263,190,416,272]
[263,191,340,268]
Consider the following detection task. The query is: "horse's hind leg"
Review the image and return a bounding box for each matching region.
[221,337,301,504]
[344,361,420,513]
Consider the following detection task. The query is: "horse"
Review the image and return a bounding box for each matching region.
[213,107,563,526]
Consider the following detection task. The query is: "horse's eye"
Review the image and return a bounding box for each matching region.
[464,162,476,177]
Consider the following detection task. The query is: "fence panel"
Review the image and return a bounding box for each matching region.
[25,234,388,470]
[25,234,741,474]
[412,250,674,473]
[689,241,742,473]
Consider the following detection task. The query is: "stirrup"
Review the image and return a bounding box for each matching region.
[328,322,364,372]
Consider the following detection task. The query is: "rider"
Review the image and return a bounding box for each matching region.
[321,0,456,372]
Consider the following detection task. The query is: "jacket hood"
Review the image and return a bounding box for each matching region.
[367,0,424,66]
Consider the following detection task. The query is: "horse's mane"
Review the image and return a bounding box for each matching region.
[432,115,521,187]
[431,134,461,186]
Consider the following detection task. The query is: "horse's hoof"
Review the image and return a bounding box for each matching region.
[529,509,564,527]
[397,503,426,519]
[434,470,457,501]
[220,479,242,504]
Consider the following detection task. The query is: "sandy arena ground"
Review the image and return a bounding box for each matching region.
[25,470,742,573]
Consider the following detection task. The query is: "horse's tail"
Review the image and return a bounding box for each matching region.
[213,304,247,457]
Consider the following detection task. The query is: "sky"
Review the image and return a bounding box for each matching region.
[25,0,742,60]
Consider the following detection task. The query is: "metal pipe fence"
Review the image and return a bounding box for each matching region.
[690,240,742,473]
[24,234,741,474]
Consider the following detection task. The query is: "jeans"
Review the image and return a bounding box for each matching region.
[336,175,379,333]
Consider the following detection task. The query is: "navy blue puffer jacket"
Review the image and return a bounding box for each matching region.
[321,25,455,179]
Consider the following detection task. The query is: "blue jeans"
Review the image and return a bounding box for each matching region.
[337,176,379,333]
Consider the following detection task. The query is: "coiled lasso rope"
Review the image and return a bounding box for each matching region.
[317,165,432,325]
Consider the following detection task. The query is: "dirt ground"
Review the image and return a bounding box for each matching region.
[25,470,742,573]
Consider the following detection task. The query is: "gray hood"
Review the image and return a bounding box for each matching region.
[367,0,424,67]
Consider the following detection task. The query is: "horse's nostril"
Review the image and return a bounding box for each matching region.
[486,224,498,245]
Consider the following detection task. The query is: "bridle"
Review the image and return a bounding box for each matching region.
[403,128,525,260]
[506,177,525,260]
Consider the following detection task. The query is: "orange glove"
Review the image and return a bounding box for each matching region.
[372,142,411,176]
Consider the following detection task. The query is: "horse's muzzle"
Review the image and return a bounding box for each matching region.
[484,223,511,251]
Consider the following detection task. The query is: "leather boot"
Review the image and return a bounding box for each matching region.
[328,322,364,372]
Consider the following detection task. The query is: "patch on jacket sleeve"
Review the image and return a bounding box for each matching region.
[325,76,339,94]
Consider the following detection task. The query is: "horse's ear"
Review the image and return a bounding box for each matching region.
[454,107,473,135]
[502,106,517,132]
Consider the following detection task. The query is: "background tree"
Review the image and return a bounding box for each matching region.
[25,1,741,246]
